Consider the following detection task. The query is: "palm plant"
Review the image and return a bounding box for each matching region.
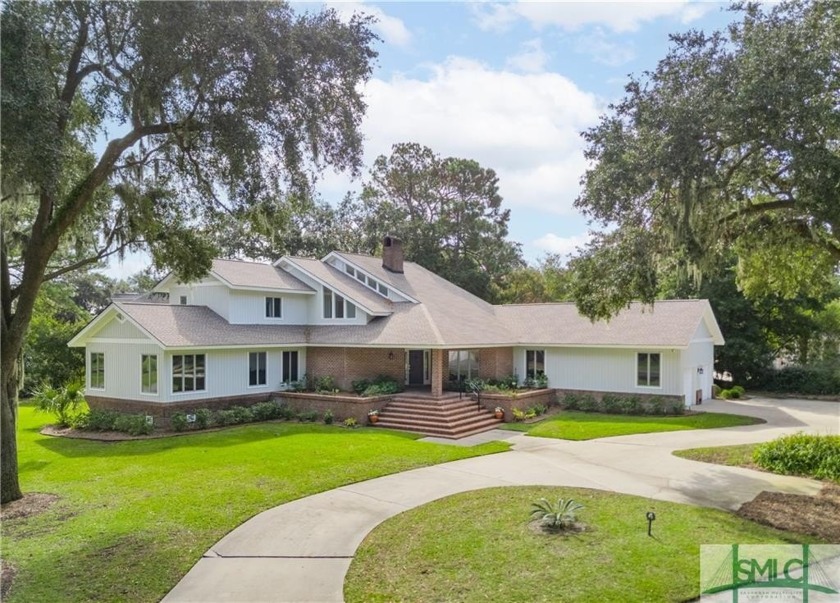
[530,497,584,529]
[32,378,86,427]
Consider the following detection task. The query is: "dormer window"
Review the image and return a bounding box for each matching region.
[265,297,282,318]
[323,287,357,320]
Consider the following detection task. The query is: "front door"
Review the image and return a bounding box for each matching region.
[408,350,425,386]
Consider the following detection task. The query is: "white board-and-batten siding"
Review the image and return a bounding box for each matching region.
[86,328,306,403]
[170,280,230,319]
[513,346,683,397]
[227,290,309,325]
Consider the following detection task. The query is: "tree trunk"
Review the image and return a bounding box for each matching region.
[1,354,22,504]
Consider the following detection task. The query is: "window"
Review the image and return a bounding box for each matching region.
[378,283,388,296]
[179,295,187,305]
[172,354,206,393]
[637,353,661,387]
[90,352,105,389]
[265,297,282,318]
[282,351,299,383]
[249,352,267,386]
[141,355,158,394]
[525,350,545,379]
[345,265,355,277]
[323,287,357,320]
[448,350,479,382]
[323,288,333,318]
[356,270,365,283]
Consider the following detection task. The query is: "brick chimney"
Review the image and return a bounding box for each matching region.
[382,236,404,273]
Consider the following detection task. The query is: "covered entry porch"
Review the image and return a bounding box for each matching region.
[403,347,514,399]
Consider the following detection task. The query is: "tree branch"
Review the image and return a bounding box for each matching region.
[41,240,140,284]
[718,199,797,224]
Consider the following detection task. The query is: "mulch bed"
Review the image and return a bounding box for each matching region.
[737,484,840,542]
[40,424,229,441]
[0,492,59,521]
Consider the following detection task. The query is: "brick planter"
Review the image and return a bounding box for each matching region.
[272,391,393,424]
[478,389,557,422]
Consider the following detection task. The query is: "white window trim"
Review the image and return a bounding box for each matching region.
[265,297,283,319]
[636,352,663,389]
[281,350,300,384]
[247,351,268,388]
[171,354,207,395]
[89,352,105,390]
[524,349,546,379]
[140,354,159,397]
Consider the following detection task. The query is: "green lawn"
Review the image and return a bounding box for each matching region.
[344,486,819,603]
[673,443,759,469]
[3,406,508,603]
[500,411,763,440]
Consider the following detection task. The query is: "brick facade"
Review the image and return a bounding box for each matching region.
[306,347,405,391]
[430,349,444,397]
[478,347,514,381]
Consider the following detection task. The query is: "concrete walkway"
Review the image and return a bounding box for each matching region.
[163,397,839,602]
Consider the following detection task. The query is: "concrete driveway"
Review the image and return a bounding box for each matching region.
[163,397,839,602]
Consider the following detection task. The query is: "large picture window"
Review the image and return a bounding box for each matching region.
[637,353,661,387]
[265,297,282,318]
[282,351,299,383]
[525,350,545,379]
[141,355,158,394]
[448,350,479,382]
[90,352,105,389]
[172,354,206,393]
[249,352,267,386]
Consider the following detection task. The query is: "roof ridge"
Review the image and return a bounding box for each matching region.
[213,257,272,266]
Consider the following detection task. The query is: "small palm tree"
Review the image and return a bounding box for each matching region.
[530,497,584,529]
[33,378,86,427]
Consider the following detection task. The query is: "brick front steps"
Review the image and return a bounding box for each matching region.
[375,394,502,439]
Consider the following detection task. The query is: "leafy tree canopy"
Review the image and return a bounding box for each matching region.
[0,0,377,502]
[360,142,524,301]
[571,1,840,320]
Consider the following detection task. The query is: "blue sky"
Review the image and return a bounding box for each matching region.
[106,1,742,277]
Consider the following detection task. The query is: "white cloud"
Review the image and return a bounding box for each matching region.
[533,232,592,260]
[506,38,550,73]
[329,2,412,48]
[347,57,603,215]
[574,27,636,66]
[472,0,711,33]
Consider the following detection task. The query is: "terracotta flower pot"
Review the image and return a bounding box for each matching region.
[494,411,504,420]
[369,415,379,424]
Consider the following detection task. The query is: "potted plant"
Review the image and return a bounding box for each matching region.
[494,407,504,420]
[368,409,380,424]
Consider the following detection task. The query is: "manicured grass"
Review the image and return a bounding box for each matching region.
[500,411,763,440]
[674,443,759,469]
[3,406,508,603]
[344,486,820,603]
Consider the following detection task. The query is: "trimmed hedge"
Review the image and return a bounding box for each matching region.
[562,392,684,416]
[750,366,840,396]
[753,433,840,482]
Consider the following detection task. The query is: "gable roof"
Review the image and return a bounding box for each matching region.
[495,300,724,348]
[279,257,393,316]
[153,259,314,294]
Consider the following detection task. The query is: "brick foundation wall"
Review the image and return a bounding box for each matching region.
[480,389,557,421]
[306,347,404,391]
[275,392,391,424]
[86,393,273,428]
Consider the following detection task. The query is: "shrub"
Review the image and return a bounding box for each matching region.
[533,404,548,416]
[712,383,722,398]
[524,408,537,420]
[753,433,840,482]
[83,408,120,431]
[511,408,526,422]
[343,417,358,428]
[251,401,282,422]
[751,366,840,395]
[530,497,584,530]
[562,393,581,410]
[351,379,371,395]
[194,408,212,429]
[618,396,641,415]
[602,394,622,414]
[323,409,334,425]
[314,375,338,393]
[114,414,153,436]
[32,378,86,427]
[719,389,733,400]
[578,394,598,413]
[731,385,746,397]
[215,406,253,426]
[276,403,298,421]
[171,413,189,432]
[535,373,549,389]
[299,410,320,422]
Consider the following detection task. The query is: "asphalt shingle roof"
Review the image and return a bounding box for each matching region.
[210,259,313,292]
[282,257,393,315]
